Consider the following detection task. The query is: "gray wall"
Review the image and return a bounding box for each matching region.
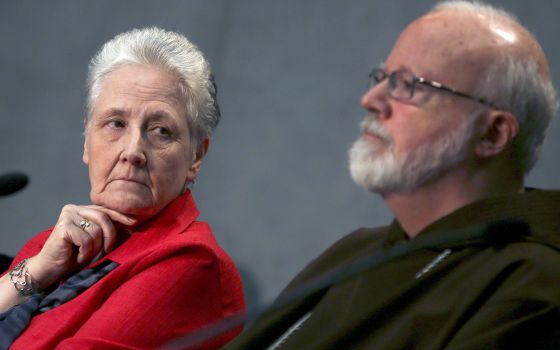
[1,0,559,308]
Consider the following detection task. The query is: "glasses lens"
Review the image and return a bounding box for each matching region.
[369,68,386,88]
[389,70,416,100]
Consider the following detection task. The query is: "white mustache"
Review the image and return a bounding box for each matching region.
[360,115,392,145]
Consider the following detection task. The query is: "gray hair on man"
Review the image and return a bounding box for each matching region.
[85,26,220,146]
[434,0,559,173]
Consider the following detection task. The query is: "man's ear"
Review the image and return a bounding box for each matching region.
[186,137,210,182]
[474,110,519,159]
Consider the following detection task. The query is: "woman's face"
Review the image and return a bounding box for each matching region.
[83,64,202,221]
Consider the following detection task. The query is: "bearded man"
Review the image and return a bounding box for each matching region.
[224,1,560,349]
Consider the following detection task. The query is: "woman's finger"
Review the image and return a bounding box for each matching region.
[76,218,104,261]
[63,224,96,264]
[32,204,124,286]
[91,205,137,227]
[53,204,115,260]
[86,206,137,252]
[78,205,125,253]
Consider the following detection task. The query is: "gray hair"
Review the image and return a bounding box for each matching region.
[433,0,559,173]
[85,27,220,145]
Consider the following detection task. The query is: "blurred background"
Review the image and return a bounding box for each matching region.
[0,0,559,310]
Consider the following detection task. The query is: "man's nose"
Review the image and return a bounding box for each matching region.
[120,129,147,167]
[360,81,391,119]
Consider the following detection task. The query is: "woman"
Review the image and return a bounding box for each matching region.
[0,27,245,349]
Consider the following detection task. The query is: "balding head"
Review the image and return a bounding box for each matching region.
[430,0,550,79]
[351,1,557,196]
[387,0,557,173]
[428,1,557,173]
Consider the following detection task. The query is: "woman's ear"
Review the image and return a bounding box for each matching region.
[83,136,90,165]
[186,137,210,182]
[474,110,519,159]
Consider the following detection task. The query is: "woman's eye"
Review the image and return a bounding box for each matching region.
[155,127,170,136]
[107,120,125,129]
[151,126,173,140]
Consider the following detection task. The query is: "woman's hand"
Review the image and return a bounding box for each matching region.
[26,205,136,290]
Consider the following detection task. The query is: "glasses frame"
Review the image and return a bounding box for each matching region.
[369,68,498,109]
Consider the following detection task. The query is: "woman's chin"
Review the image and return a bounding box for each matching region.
[91,193,159,219]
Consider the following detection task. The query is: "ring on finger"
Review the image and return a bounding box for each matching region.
[79,218,91,231]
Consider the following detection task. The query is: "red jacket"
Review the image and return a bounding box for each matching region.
[8,191,245,349]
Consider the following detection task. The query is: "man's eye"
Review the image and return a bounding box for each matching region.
[403,80,415,90]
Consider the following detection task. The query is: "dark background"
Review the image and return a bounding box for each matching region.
[0,0,558,309]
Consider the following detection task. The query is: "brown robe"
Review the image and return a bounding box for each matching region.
[225,189,560,349]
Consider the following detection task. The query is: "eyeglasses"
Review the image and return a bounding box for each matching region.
[368,68,497,109]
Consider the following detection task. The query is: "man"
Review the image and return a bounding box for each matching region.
[225,1,560,349]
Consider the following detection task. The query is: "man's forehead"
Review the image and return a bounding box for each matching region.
[390,8,550,80]
[383,10,504,87]
[402,12,492,57]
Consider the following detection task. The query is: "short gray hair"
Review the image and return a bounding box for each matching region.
[86,27,220,145]
[433,0,559,173]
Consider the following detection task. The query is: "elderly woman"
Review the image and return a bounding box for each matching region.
[0,27,244,349]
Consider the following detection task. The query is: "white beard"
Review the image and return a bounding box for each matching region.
[348,113,478,194]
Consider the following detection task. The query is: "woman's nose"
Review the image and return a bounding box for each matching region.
[120,130,147,167]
